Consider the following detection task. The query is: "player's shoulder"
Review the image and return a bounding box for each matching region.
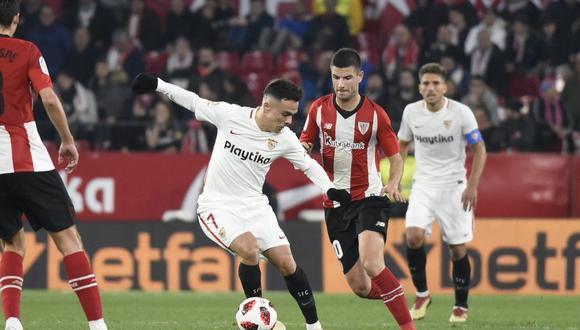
[2,36,36,52]
[311,94,333,109]
[403,100,424,114]
[446,98,472,113]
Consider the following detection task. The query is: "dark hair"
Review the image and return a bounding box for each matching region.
[331,48,361,70]
[418,63,447,80]
[0,0,19,28]
[263,78,302,102]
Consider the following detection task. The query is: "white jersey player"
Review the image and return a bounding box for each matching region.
[132,74,350,330]
[398,63,487,323]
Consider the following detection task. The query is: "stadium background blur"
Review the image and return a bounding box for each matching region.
[5,0,580,328]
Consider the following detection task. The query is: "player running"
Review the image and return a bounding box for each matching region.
[132,73,351,330]
[398,63,487,323]
[0,1,107,329]
[300,48,415,330]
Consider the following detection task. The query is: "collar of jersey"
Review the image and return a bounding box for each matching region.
[422,97,449,114]
[333,95,365,119]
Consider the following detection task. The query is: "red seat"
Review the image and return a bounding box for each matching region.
[276,50,302,75]
[241,51,274,75]
[243,72,270,105]
[216,51,240,74]
[144,51,168,76]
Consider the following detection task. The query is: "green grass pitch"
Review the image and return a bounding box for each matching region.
[15,290,580,329]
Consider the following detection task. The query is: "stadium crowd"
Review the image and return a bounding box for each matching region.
[19,0,580,153]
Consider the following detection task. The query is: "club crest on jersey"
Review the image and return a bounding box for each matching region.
[267,138,278,150]
[358,122,370,134]
[323,123,333,130]
[443,120,452,129]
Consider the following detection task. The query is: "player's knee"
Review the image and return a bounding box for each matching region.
[3,231,26,256]
[406,233,424,249]
[238,243,260,264]
[50,226,84,256]
[276,257,297,276]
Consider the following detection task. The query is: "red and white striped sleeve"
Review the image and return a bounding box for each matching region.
[376,107,400,157]
[299,100,321,145]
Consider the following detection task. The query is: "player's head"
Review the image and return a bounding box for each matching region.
[0,0,20,33]
[261,79,302,133]
[418,63,448,107]
[330,48,363,103]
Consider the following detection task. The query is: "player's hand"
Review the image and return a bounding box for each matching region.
[327,188,351,207]
[301,141,313,152]
[131,73,158,94]
[381,182,406,202]
[58,141,79,173]
[461,185,478,211]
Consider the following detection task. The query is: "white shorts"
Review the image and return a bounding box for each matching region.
[197,202,290,252]
[405,184,474,245]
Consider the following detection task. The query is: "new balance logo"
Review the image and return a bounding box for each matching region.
[375,221,386,227]
[224,140,271,164]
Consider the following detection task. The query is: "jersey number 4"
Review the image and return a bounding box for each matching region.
[0,71,4,115]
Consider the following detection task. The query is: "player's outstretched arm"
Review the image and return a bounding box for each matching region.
[462,141,487,211]
[39,87,78,173]
[381,153,405,202]
[132,73,197,112]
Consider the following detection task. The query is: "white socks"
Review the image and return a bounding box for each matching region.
[306,321,322,330]
[88,318,107,330]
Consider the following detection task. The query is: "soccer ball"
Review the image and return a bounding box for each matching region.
[235,297,278,330]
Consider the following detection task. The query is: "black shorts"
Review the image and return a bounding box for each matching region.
[0,170,75,240]
[324,196,391,274]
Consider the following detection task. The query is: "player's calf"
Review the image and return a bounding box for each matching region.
[283,266,322,330]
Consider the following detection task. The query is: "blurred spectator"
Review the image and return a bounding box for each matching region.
[304,0,350,52]
[15,0,43,38]
[114,96,150,151]
[301,51,334,101]
[227,0,274,52]
[63,0,116,52]
[539,16,571,68]
[125,0,163,51]
[387,69,420,132]
[65,27,98,86]
[381,25,419,82]
[88,60,132,124]
[165,0,195,44]
[189,46,227,99]
[464,9,507,55]
[145,101,183,152]
[473,107,503,152]
[55,70,98,141]
[106,28,145,80]
[462,76,501,126]
[267,1,312,55]
[313,0,363,35]
[505,15,543,75]
[445,79,462,101]
[421,25,463,65]
[27,5,72,75]
[496,99,537,151]
[532,79,569,151]
[222,75,255,107]
[561,53,580,134]
[165,37,195,89]
[500,0,541,28]
[447,9,470,57]
[545,0,580,34]
[365,72,389,111]
[441,54,469,96]
[469,29,507,97]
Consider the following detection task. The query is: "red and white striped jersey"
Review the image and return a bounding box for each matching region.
[0,35,54,174]
[300,94,400,207]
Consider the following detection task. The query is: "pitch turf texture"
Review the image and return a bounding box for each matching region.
[16,290,579,329]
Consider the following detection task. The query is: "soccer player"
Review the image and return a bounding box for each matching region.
[398,63,487,323]
[300,48,415,330]
[0,1,107,330]
[132,74,351,330]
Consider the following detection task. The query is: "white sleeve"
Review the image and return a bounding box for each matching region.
[460,106,479,134]
[156,78,239,127]
[397,106,413,141]
[283,131,335,192]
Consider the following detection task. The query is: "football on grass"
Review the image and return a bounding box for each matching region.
[235,297,278,330]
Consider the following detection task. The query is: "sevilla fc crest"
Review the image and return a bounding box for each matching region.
[358,122,370,134]
[443,120,452,129]
[267,138,278,150]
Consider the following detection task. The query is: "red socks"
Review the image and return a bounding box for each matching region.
[64,251,103,321]
[0,252,23,319]
[366,281,382,299]
[372,267,413,328]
